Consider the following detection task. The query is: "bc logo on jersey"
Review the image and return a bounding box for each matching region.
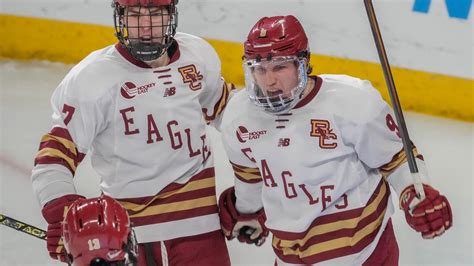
[310,119,338,149]
[178,64,204,91]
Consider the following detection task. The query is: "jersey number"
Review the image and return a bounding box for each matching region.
[62,104,76,125]
[386,113,401,138]
[87,238,101,251]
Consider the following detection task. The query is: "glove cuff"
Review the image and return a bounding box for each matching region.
[41,194,84,224]
[237,208,266,228]
[400,184,437,212]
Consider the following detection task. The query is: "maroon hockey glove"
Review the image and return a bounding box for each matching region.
[41,194,85,262]
[218,187,268,246]
[400,184,452,239]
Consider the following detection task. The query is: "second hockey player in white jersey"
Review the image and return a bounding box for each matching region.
[32,0,232,265]
[218,15,453,265]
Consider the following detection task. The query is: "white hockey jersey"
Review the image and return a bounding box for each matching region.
[221,75,425,265]
[32,32,233,243]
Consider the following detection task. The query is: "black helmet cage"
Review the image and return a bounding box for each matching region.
[113,1,178,61]
[124,229,139,265]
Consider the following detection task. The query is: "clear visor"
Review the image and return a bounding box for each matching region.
[244,56,307,114]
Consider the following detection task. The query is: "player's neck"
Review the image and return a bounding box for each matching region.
[145,53,170,68]
[301,76,316,100]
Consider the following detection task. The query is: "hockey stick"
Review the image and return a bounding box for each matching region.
[364,0,425,200]
[0,213,47,240]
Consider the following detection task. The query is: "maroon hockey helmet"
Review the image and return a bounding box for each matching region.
[244,15,309,62]
[243,16,311,114]
[113,0,178,61]
[62,195,137,266]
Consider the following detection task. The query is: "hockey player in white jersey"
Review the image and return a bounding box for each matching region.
[218,15,453,265]
[31,0,232,265]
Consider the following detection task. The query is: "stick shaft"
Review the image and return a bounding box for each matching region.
[364,0,425,198]
[0,213,46,240]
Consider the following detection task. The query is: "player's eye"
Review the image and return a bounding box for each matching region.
[253,66,266,75]
[273,65,286,71]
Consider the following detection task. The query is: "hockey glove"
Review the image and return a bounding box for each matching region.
[218,187,268,246]
[400,184,452,239]
[41,194,85,262]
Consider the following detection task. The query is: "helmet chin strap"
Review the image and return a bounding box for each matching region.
[129,41,168,62]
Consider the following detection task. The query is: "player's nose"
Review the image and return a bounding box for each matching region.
[264,71,278,86]
[138,14,152,29]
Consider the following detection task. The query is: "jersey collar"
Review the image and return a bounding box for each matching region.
[293,75,322,110]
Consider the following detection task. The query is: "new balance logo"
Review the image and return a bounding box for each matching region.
[278,138,290,147]
[164,87,176,97]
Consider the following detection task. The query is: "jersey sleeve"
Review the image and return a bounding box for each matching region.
[197,40,235,130]
[336,79,428,197]
[221,115,264,214]
[31,71,108,207]
[335,80,403,168]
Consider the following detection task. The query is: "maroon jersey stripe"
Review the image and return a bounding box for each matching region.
[118,168,215,205]
[293,76,322,110]
[271,180,388,240]
[230,161,260,173]
[202,82,233,122]
[49,127,74,142]
[231,166,260,176]
[160,168,215,195]
[130,205,218,226]
[234,172,262,184]
[38,140,84,165]
[125,187,217,216]
[292,191,389,252]
[34,156,75,174]
[273,221,382,264]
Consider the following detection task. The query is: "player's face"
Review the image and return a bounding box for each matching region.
[125,6,170,44]
[251,59,299,99]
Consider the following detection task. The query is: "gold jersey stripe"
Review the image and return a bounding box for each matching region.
[214,82,231,117]
[274,206,387,258]
[128,195,217,218]
[41,134,78,156]
[35,148,76,172]
[119,177,216,212]
[235,167,260,175]
[379,147,420,177]
[276,181,387,249]
[231,163,260,174]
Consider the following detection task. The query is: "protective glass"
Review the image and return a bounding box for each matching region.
[244,56,307,114]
